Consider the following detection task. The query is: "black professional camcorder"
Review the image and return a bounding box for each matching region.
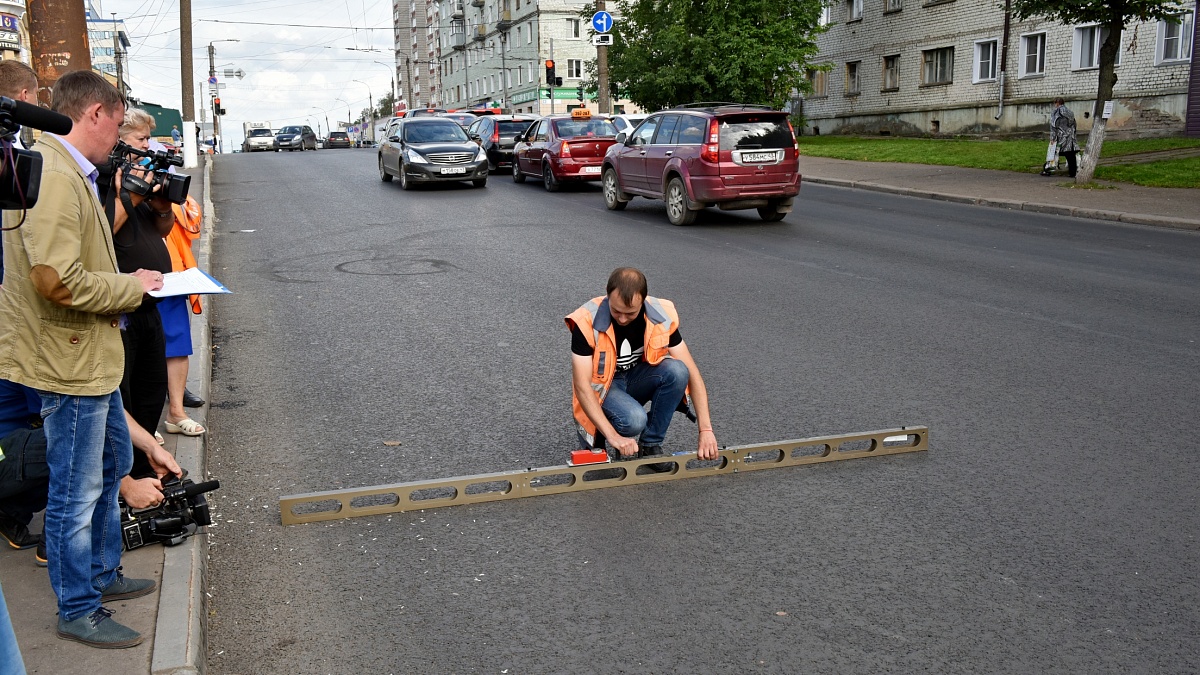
[109,139,191,204]
[120,475,220,550]
[0,95,74,210]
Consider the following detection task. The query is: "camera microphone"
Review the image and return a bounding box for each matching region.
[0,97,73,135]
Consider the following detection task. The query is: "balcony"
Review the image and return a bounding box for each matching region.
[452,32,466,50]
[496,10,512,30]
[450,2,464,18]
[471,0,484,7]
[473,24,487,41]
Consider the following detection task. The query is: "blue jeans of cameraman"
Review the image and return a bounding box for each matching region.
[599,358,690,447]
[39,390,132,622]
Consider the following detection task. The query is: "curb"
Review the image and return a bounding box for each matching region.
[150,155,215,675]
[803,176,1200,231]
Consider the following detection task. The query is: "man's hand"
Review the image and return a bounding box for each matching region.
[145,444,183,480]
[131,268,164,293]
[610,434,639,458]
[120,475,164,509]
[698,429,719,460]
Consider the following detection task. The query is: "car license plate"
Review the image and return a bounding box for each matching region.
[582,166,601,174]
[743,151,777,163]
[440,167,468,175]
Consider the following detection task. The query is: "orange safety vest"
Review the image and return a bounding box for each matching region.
[565,295,681,447]
[167,196,203,314]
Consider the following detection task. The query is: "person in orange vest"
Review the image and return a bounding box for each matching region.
[566,268,718,470]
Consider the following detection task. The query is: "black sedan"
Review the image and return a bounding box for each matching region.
[466,115,537,173]
[326,131,352,149]
[377,118,489,189]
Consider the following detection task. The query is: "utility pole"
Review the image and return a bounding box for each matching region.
[27,0,91,106]
[208,44,219,151]
[596,0,610,113]
[180,0,197,168]
[501,33,508,111]
[549,39,554,116]
[111,14,124,95]
[404,56,414,109]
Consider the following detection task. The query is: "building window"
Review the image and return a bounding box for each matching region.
[921,47,953,85]
[885,0,902,12]
[567,18,581,38]
[1019,32,1046,76]
[516,26,522,43]
[974,39,998,82]
[1074,24,1122,70]
[528,23,533,43]
[847,0,862,21]
[819,3,833,25]
[844,61,860,94]
[517,65,523,84]
[806,68,827,97]
[567,59,583,78]
[1157,12,1194,63]
[882,55,899,90]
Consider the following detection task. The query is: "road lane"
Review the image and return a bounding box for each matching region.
[205,149,1200,673]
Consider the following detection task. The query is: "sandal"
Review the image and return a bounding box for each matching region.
[154,431,165,445]
[164,418,205,436]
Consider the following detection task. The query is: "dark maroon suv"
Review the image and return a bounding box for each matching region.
[601,104,801,224]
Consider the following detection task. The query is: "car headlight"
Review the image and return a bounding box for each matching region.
[405,149,427,164]
[475,146,488,162]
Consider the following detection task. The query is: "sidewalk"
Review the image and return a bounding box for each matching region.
[1,156,216,675]
[798,155,1200,230]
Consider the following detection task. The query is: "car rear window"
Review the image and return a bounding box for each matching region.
[499,121,534,134]
[719,115,793,150]
[552,119,617,138]
[329,132,348,138]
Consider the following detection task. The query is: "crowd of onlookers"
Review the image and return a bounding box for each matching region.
[0,62,210,665]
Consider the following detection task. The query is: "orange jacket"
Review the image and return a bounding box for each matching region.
[168,196,203,314]
[565,295,680,446]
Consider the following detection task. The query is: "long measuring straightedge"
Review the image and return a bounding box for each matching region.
[279,426,928,525]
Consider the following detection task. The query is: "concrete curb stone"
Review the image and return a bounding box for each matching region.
[149,155,215,675]
[802,175,1200,231]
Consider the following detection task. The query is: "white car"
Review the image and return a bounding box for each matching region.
[610,115,647,134]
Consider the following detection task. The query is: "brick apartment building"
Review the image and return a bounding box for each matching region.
[801,0,1197,138]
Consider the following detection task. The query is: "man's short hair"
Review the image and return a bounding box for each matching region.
[0,61,37,100]
[1054,97,1065,106]
[120,107,155,137]
[606,267,648,304]
[50,70,125,122]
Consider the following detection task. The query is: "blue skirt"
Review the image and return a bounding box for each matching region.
[157,295,193,358]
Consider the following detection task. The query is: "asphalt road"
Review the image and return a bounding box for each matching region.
[204,148,1200,674]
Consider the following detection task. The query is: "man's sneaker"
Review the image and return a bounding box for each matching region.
[638,444,674,473]
[0,509,38,549]
[57,607,143,649]
[100,568,156,601]
[35,537,47,567]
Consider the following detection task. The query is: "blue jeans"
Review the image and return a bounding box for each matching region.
[39,390,132,622]
[0,579,25,675]
[599,358,690,447]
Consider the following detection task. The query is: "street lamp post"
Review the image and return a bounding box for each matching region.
[335,97,351,136]
[373,61,397,115]
[311,106,331,140]
[352,79,373,143]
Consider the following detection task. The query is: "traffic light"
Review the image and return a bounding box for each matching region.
[545,60,555,86]
[555,77,563,86]
[213,97,226,116]
[577,83,585,101]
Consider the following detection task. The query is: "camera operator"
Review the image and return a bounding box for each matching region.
[0,70,164,649]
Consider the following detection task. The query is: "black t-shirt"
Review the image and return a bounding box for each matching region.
[571,309,683,371]
[112,205,171,310]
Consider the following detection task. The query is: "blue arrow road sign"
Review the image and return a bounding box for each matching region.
[592,11,613,33]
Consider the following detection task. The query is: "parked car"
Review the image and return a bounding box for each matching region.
[438,112,478,128]
[512,110,619,191]
[601,104,801,224]
[326,131,352,149]
[402,108,448,118]
[466,115,537,173]
[609,114,647,135]
[377,117,489,189]
[276,125,318,151]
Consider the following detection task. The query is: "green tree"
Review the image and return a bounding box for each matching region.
[601,0,825,111]
[1010,0,1185,183]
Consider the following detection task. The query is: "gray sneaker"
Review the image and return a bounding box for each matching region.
[101,569,157,602]
[57,607,143,649]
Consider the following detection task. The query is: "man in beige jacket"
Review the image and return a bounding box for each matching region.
[0,71,164,648]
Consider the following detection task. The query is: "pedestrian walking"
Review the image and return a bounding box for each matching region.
[1042,98,1079,177]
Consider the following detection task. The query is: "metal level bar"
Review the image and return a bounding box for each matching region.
[279,426,928,525]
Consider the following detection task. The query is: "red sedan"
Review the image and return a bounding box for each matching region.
[512,110,619,192]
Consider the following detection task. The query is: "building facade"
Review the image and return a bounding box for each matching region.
[84,1,130,96]
[802,0,1196,137]
[393,0,639,114]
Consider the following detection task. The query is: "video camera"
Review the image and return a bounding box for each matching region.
[0,95,73,210]
[109,139,191,204]
[120,475,220,550]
